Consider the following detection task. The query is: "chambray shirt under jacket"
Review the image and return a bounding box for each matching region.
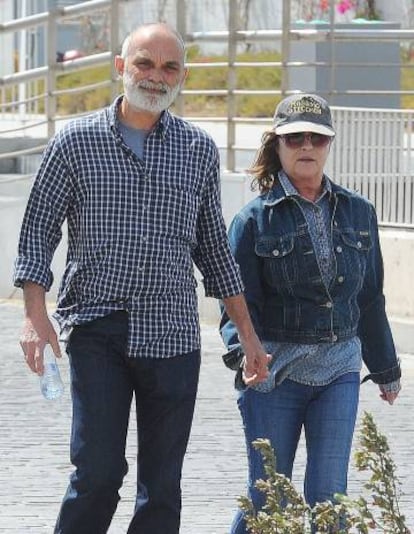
[14,96,244,358]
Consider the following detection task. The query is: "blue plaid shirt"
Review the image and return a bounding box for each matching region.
[14,96,243,358]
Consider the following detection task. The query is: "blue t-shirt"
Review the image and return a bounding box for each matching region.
[118,121,149,159]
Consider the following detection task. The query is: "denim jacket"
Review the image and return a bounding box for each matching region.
[220,179,401,385]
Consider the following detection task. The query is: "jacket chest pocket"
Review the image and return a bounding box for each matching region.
[336,230,372,283]
[255,235,299,290]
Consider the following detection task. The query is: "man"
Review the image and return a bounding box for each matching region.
[14,23,269,534]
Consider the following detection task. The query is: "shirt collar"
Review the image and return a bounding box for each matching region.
[278,170,332,201]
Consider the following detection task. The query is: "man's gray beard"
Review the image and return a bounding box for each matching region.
[123,73,181,114]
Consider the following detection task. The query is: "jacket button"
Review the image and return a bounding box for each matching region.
[325,301,333,308]
[357,241,362,248]
[337,276,344,283]
[332,334,338,342]
[272,249,280,257]
[336,246,343,253]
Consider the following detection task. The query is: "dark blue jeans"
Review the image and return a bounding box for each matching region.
[54,311,200,534]
[231,372,360,534]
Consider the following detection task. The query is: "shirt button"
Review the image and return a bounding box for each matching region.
[325,301,333,308]
[336,246,343,253]
[337,275,344,283]
[334,220,338,226]
[272,249,280,257]
[142,236,147,242]
[332,334,338,342]
[357,241,362,248]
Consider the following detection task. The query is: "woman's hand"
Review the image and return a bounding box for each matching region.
[242,342,272,386]
[379,383,401,405]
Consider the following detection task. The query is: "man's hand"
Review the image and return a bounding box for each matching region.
[20,315,61,375]
[221,294,271,387]
[241,340,272,386]
[20,281,61,375]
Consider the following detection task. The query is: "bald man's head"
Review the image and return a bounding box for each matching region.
[121,23,186,64]
[115,22,188,117]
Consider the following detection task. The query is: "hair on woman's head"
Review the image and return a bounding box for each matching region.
[247,130,282,193]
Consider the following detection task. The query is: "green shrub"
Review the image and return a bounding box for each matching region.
[56,66,116,115]
[183,47,282,117]
[239,412,410,533]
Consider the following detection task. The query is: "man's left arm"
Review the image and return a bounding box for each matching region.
[222,294,270,385]
[191,143,269,384]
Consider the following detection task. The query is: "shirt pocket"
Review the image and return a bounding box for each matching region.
[255,235,298,291]
[160,187,201,242]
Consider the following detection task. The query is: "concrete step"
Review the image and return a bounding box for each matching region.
[0,137,46,173]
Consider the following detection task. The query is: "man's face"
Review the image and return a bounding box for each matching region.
[122,69,182,115]
[120,29,187,115]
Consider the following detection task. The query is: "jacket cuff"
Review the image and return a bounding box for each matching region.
[222,346,244,370]
[361,361,401,385]
[222,347,246,391]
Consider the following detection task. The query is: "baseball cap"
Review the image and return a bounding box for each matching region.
[273,94,335,137]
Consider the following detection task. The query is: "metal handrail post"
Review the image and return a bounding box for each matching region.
[329,0,336,103]
[175,0,187,117]
[18,0,28,121]
[109,0,120,102]
[280,0,291,97]
[227,0,238,172]
[46,6,57,139]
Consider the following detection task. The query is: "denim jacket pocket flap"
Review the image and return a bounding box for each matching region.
[340,231,371,251]
[255,236,295,259]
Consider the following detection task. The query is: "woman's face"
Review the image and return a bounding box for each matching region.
[276,132,332,183]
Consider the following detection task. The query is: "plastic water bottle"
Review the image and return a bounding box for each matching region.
[40,345,64,400]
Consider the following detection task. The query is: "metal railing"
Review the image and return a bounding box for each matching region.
[1,0,414,227]
[0,0,119,138]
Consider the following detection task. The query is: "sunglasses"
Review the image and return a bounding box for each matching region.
[280,132,332,149]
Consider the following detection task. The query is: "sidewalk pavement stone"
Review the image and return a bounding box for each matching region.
[1,300,413,533]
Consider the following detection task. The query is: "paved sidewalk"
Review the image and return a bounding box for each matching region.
[1,299,413,533]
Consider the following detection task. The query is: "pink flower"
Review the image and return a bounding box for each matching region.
[337,0,355,14]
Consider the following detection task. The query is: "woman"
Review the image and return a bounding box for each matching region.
[220,93,401,533]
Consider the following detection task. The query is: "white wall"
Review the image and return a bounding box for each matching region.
[376,0,413,27]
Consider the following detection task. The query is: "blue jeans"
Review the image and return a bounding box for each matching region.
[231,373,360,534]
[54,311,200,534]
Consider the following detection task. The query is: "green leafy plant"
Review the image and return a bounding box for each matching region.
[239,412,410,533]
[184,46,282,117]
[350,412,410,533]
